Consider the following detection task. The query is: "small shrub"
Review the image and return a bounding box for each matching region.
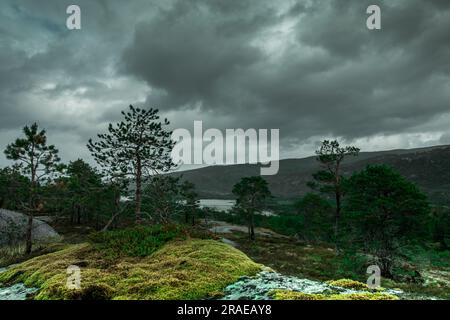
[391,264,424,284]
[89,224,186,258]
[89,224,215,258]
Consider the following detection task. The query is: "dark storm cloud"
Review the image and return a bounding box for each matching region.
[0,0,449,167]
[122,0,450,142]
[121,0,275,113]
[0,0,157,165]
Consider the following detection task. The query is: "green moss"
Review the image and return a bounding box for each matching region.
[326,278,387,292]
[271,289,399,300]
[271,290,327,300]
[0,239,262,300]
[326,279,370,290]
[329,293,399,300]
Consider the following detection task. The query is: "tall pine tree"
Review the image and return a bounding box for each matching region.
[4,123,61,254]
[87,105,175,223]
[308,140,359,249]
[232,176,272,240]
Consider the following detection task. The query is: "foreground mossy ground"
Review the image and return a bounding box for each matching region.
[0,239,263,300]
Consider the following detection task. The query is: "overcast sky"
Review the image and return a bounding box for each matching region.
[1,0,450,169]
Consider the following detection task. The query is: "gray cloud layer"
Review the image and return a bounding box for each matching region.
[1,0,449,166]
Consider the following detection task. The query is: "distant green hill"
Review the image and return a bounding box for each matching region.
[170,145,450,204]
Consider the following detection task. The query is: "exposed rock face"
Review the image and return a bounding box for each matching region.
[222,271,336,300]
[0,209,60,245]
[221,271,404,300]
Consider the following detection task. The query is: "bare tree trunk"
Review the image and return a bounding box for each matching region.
[25,214,33,254]
[102,211,120,232]
[135,158,142,224]
[25,166,36,255]
[102,190,122,232]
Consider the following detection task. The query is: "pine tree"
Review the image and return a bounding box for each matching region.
[65,159,103,224]
[308,140,359,248]
[4,123,61,254]
[232,176,272,240]
[343,165,430,277]
[87,105,175,223]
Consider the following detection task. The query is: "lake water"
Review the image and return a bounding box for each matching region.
[199,199,276,216]
[199,199,236,212]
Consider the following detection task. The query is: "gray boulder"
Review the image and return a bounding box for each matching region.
[0,209,60,246]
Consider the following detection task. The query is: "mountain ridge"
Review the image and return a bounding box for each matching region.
[169,144,450,204]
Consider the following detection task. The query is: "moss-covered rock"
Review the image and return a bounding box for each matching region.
[0,239,263,300]
[271,289,399,300]
[326,279,370,290]
[331,293,399,300]
[271,290,327,300]
[326,278,387,292]
[222,271,329,300]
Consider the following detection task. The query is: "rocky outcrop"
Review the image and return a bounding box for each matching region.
[221,271,404,300]
[222,271,334,300]
[0,209,60,245]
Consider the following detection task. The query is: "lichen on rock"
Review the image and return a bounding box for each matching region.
[221,272,402,300]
